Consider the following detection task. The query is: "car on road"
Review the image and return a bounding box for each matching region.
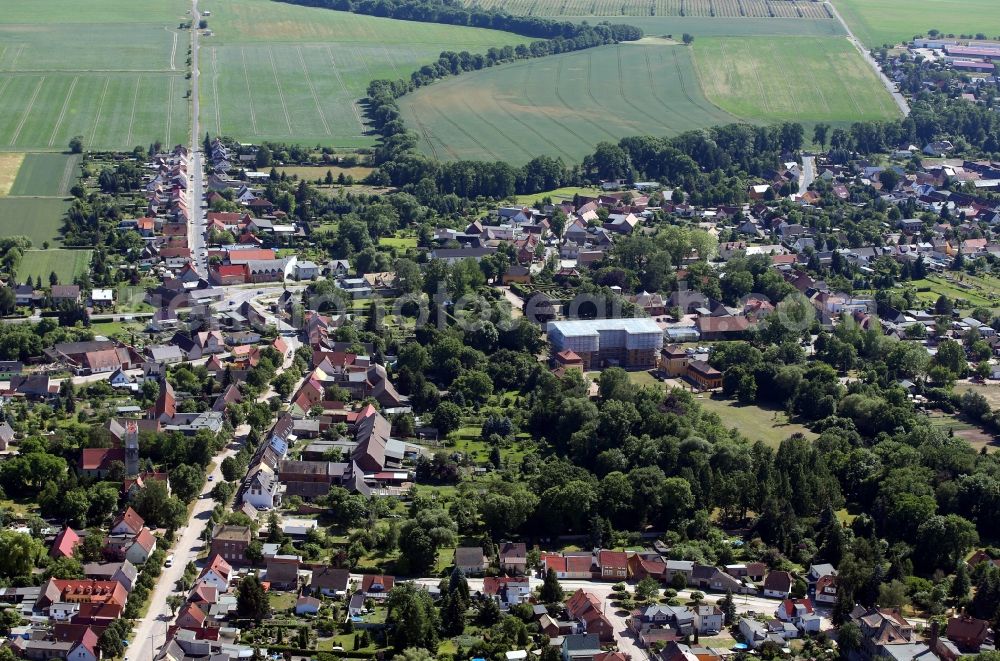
[165,555,174,567]
[208,475,214,481]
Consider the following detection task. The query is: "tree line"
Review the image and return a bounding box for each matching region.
[278,0,642,41]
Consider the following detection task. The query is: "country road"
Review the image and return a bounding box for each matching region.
[825,0,910,116]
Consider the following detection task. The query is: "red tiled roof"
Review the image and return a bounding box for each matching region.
[599,550,627,569]
[81,447,125,471]
[132,527,156,552]
[113,507,144,534]
[51,526,80,559]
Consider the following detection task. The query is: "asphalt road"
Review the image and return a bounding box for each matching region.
[129,440,239,661]
[799,155,816,196]
[188,0,207,276]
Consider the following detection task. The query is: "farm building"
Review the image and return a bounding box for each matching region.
[546,319,663,371]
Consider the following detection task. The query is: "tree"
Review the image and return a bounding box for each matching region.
[916,514,979,571]
[540,567,564,604]
[236,575,271,622]
[386,583,439,652]
[720,590,737,626]
[44,556,83,580]
[431,402,462,437]
[245,540,263,565]
[951,562,971,603]
[635,576,660,601]
[398,527,437,575]
[255,145,272,169]
[98,627,124,658]
[813,123,831,148]
[68,136,84,154]
[169,463,204,503]
[167,594,185,616]
[0,530,44,579]
[682,33,694,44]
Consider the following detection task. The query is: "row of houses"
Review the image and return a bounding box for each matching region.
[8,507,159,661]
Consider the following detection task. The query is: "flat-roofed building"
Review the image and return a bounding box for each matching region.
[547,318,663,370]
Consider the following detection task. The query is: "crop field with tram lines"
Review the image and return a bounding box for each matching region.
[197,0,530,147]
[0,0,191,151]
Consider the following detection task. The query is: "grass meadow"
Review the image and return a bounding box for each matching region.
[691,36,900,123]
[399,42,737,163]
[0,0,190,151]
[17,249,91,284]
[198,0,530,146]
[832,0,1000,48]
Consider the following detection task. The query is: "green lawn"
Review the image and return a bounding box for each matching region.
[198,0,529,147]
[910,275,998,309]
[268,592,298,612]
[16,248,91,283]
[691,36,899,123]
[400,42,738,163]
[833,0,1000,48]
[0,0,190,150]
[696,395,816,447]
[515,186,603,205]
[378,234,418,250]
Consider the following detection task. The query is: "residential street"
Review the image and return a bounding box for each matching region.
[188,0,207,275]
[129,440,239,661]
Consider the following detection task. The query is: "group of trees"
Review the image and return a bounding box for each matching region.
[285,0,642,42]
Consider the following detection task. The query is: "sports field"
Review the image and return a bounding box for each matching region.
[399,42,738,163]
[198,0,529,146]
[691,36,899,123]
[833,0,1000,48]
[16,249,91,284]
[0,0,190,151]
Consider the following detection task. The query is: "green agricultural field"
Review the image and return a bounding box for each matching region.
[461,0,834,20]
[833,0,1000,48]
[198,0,529,146]
[0,0,190,151]
[8,153,79,196]
[399,42,738,163]
[0,197,70,246]
[564,15,845,37]
[692,36,899,123]
[17,249,91,284]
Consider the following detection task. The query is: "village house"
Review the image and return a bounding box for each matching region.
[455,546,489,576]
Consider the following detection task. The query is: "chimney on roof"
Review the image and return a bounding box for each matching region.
[930,619,940,651]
